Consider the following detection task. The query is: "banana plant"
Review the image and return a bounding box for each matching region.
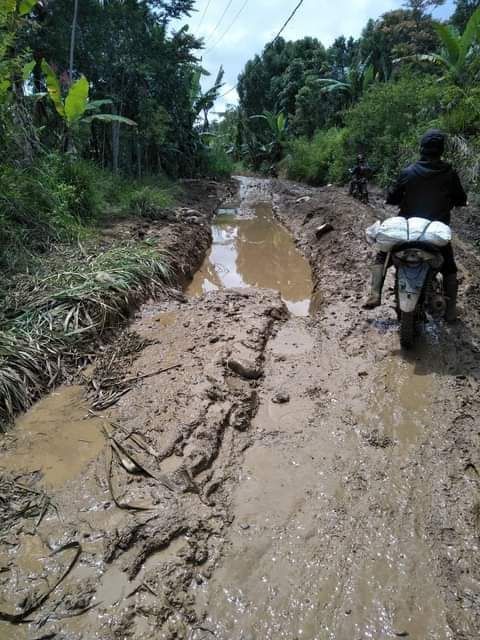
[250,111,288,164]
[41,61,136,129]
[251,111,288,142]
[397,6,480,84]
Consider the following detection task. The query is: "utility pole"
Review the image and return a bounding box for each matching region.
[69,0,79,83]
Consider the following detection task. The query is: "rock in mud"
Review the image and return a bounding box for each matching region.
[315,223,334,239]
[272,391,290,404]
[227,357,261,380]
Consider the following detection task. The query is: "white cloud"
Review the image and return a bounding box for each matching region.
[177,0,454,112]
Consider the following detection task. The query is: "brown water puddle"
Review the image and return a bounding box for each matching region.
[188,180,312,315]
[0,385,104,487]
[355,356,434,449]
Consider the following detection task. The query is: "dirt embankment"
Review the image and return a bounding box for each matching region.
[1,177,480,640]
[102,179,236,289]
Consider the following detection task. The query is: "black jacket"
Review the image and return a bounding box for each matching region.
[386,159,467,224]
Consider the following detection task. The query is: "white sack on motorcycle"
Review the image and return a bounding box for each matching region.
[366,217,452,252]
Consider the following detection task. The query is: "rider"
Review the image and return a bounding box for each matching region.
[364,129,467,322]
[349,154,369,195]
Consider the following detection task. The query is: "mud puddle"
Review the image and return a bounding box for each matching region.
[188,178,312,316]
[0,386,104,487]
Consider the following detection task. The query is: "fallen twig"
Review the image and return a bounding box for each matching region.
[104,424,176,492]
[0,541,81,623]
[120,364,181,387]
[127,582,158,598]
[105,443,153,512]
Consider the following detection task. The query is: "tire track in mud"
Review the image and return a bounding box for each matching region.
[0,287,288,640]
[199,181,480,640]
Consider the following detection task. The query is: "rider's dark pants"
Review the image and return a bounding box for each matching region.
[374,242,457,275]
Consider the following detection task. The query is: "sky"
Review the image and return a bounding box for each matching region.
[175,0,455,112]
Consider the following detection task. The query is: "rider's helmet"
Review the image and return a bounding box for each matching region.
[357,153,365,164]
[420,129,445,159]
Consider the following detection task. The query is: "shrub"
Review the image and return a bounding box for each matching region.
[128,185,175,219]
[283,128,348,186]
[0,153,178,270]
[198,143,234,179]
[343,75,444,185]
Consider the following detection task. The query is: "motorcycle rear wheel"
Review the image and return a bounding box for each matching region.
[399,311,415,349]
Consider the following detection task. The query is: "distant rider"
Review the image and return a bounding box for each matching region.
[349,154,370,198]
[364,129,467,322]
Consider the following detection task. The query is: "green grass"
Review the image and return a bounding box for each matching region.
[283,128,348,186]
[0,153,177,271]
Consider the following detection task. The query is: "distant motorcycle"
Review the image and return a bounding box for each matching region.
[392,240,447,348]
[350,176,369,204]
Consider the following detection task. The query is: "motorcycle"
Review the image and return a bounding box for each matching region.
[350,176,369,204]
[392,241,447,348]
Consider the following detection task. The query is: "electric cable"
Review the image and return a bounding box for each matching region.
[272,0,305,42]
[203,0,235,44]
[196,0,213,31]
[205,0,249,53]
[214,0,306,102]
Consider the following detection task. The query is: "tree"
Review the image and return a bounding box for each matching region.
[360,9,439,79]
[404,0,445,20]
[27,0,213,176]
[405,6,480,84]
[451,0,480,31]
[316,56,376,106]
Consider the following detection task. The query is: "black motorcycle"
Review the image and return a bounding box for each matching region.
[350,176,369,204]
[392,241,447,348]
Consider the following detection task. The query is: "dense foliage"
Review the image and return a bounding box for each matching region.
[218,0,480,193]
[0,0,229,270]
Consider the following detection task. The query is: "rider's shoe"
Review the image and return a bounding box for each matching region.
[363,264,384,309]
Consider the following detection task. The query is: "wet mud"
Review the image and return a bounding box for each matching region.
[1,177,479,639]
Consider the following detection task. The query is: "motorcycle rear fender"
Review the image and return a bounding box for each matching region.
[397,263,430,313]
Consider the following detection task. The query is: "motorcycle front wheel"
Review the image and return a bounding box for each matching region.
[399,311,415,349]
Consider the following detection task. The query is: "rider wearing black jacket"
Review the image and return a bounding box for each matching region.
[364,129,467,322]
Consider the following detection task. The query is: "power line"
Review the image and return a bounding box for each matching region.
[215,0,306,102]
[196,0,214,31]
[206,0,249,53]
[272,0,305,42]
[204,0,235,45]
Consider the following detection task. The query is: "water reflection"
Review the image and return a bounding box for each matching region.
[188,203,312,316]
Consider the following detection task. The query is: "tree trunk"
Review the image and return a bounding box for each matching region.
[69,0,79,82]
[112,119,120,173]
[136,138,142,178]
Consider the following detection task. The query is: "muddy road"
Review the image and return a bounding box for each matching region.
[1,177,479,640]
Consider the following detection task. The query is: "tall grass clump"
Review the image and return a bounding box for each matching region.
[0,242,172,428]
[128,185,175,219]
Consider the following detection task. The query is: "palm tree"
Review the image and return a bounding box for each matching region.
[400,6,480,84]
[315,56,376,104]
